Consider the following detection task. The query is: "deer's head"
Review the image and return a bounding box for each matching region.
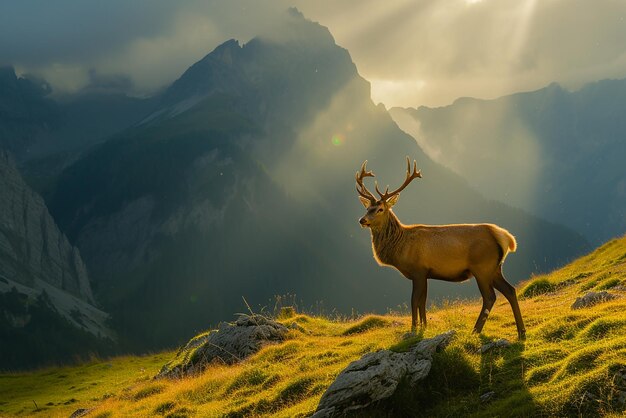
[356,157,422,228]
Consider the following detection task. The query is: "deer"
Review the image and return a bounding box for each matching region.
[356,157,526,339]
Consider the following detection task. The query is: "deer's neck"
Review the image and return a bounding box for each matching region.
[371,211,405,266]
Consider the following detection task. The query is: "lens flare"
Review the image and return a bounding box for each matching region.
[332,134,345,146]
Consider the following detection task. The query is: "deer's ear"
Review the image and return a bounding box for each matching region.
[386,194,400,207]
[359,196,372,208]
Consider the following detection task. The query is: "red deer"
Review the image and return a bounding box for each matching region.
[356,158,526,339]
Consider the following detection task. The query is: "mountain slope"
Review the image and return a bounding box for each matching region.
[47,9,589,351]
[0,151,113,369]
[0,151,93,304]
[2,235,625,417]
[390,80,626,244]
[0,66,156,199]
[0,66,155,163]
[0,67,60,159]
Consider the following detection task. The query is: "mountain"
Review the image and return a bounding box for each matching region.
[390,80,626,244]
[0,66,60,159]
[0,66,156,197]
[3,234,625,416]
[45,9,589,351]
[0,151,113,369]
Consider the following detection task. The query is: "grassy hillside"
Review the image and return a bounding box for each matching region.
[2,236,626,417]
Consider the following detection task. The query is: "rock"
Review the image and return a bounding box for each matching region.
[480,391,496,403]
[571,291,618,309]
[0,151,112,340]
[312,330,456,417]
[0,151,94,303]
[156,314,289,379]
[479,339,511,354]
[69,409,91,418]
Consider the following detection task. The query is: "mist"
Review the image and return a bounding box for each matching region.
[3,1,626,106]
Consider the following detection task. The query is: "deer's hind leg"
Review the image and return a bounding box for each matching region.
[493,270,526,339]
[472,275,496,334]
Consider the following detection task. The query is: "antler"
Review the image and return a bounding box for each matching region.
[355,161,377,204]
[375,157,422,201]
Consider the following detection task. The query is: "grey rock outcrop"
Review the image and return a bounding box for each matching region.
[312,330,456,417]
[0,151,93,303]
[571,291,618,309]
[69,408,92,418]
[480,338,511,354]
[157,314,289,379]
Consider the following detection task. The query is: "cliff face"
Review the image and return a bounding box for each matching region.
[0,150,93,304]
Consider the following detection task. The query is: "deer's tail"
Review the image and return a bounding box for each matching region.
[489,225,517,265]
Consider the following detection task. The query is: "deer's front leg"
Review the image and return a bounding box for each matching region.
[411,275,427,332]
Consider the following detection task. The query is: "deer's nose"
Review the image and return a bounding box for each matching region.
[359,217,368,225]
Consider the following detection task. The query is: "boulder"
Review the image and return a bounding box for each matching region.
[69,409,91,418]
[479,339,511,354]
[571,291,617,309]
[156,314,289,379]
[312,330,455,417]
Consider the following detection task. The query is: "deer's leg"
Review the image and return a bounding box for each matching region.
[418,279,428,328]
[411,275,427,332]
[493,270,526,340]
[473,277,496,334]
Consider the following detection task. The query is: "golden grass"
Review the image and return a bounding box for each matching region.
[2,235,626,417]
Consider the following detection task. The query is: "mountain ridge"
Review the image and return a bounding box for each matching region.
[390,78,626,244]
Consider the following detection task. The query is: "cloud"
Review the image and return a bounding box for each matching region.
[2,0,626,106]
[294,0,626,106]
[1,0,288,95]
[0,1,180,65]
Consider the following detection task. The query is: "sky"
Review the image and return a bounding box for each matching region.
[2,0,626,108]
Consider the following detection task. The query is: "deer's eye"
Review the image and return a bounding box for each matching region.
[377,208,383,213]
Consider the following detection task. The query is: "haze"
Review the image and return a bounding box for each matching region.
[2,0,626,107]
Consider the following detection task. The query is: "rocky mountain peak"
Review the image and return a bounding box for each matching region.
[210,39,241,66]
[155,8,357,119]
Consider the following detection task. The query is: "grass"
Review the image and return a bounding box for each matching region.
[521,278,555,298]
[1,235,626,417]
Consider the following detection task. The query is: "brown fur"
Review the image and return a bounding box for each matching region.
[359,198,526,339]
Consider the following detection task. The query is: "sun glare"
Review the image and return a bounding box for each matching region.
[370,78,426,108]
